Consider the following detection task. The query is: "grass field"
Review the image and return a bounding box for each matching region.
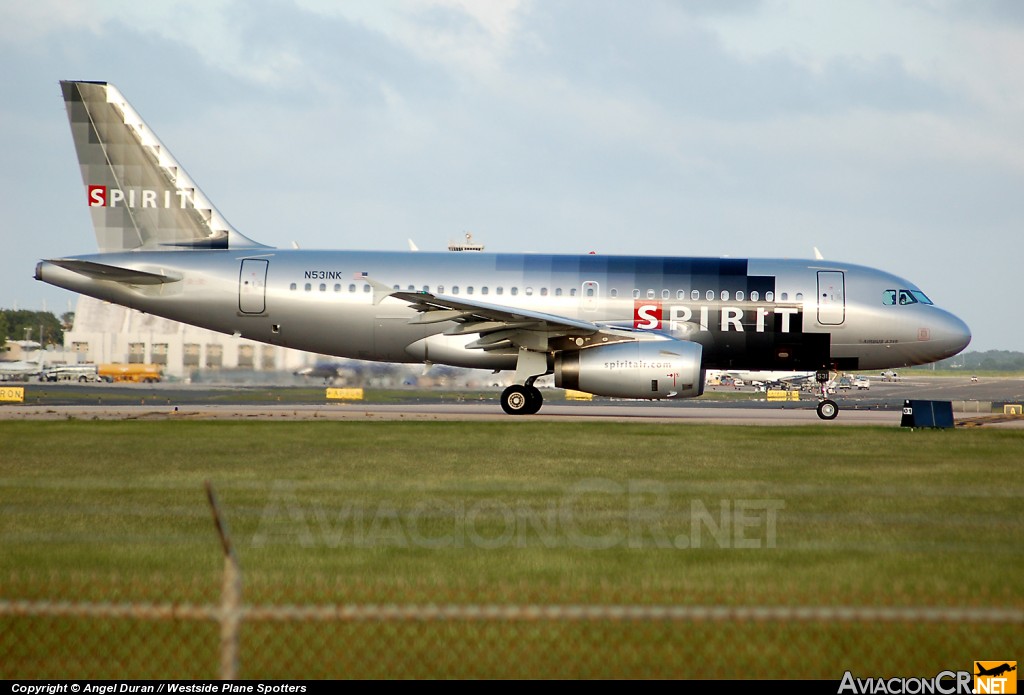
[1,420,1021,678]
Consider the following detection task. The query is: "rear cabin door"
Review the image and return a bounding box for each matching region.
[817,270,845,325]
[239,258,269,314]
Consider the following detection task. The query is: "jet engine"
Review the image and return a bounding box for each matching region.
[554,340,704,399]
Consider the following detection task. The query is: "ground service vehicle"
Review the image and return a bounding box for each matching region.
[97,364,162,383]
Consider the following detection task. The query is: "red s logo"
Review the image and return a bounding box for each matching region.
[88,185,107,207]
[634,300,662,329]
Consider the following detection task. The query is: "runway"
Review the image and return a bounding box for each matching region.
[2,375,1022,426]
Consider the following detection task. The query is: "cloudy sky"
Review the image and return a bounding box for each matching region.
[2,0,1022,352]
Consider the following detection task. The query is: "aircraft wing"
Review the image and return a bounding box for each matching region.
[372,282,642,353]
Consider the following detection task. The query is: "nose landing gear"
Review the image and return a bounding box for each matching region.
[815,368,840,420]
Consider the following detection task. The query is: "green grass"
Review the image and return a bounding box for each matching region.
[1,421,1021,678]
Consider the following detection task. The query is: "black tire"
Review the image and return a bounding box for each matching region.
[501,385,531,415]
[817,399,839,420]
[524,385,543,415]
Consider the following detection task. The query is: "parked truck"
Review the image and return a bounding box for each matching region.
[97,363,163,383]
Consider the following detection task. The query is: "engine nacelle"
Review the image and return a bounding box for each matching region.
[554,340,704,399]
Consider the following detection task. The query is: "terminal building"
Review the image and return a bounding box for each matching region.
[61,296,315,381]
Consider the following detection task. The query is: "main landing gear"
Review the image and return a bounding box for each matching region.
[815,368,839,420]
[501,348,550,415]
[501,383,543,415]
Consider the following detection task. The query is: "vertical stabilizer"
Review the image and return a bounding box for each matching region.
[61,81,269,252]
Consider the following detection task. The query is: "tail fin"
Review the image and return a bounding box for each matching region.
[60,81,269,252]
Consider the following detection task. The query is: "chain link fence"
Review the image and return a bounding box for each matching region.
[2,485,1020,679]
[2,574,1020,679]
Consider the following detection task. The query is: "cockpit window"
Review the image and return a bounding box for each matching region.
[885,289,933,306]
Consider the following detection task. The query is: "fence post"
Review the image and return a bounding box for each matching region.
[206,481,242,680]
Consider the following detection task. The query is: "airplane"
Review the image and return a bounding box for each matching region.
[294,361,351,382]
[975,663,1016,678]
[35,81,972,419]
[707,370,816,388]
[0,351,46,382]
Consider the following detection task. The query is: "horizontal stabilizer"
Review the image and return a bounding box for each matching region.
[43,259,181,285]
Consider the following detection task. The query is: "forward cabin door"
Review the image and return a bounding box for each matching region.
[817,270,845,325]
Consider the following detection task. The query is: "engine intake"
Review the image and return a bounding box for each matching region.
[554,340,704,399]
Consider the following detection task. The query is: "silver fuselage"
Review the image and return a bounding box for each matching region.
[37,250,971,373]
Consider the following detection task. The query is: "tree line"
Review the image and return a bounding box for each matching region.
[0,310,72,349]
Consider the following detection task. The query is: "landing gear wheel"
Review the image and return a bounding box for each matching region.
[501,385,545,415]
[817,399,839,420]
[524,385,543,415]
[501,385,530,415]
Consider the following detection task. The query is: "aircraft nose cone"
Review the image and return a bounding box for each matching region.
[933,310,971,358]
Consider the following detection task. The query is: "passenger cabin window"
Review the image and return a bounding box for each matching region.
[721,290,729,301]
[320,283,326,292]
[647,289,655,299]
[467,286,474,295]
[511,287,518,296]
[540,288,548,296]
[795,292,803,301]
[662,289,670,299]
[766,291,774,302]
[555,288,563,297]
[289,283,296,291]
[609,289,618,298]
[496,287,503,295]
[706,290,715,301]
[525,287,534,296]
[482,287,489,295]
[304,283,312,291]
[363,285,370,293]
[570,288,577,297]
[452,286,459,295]
[633,289,641,299]
[691,290,700,301]
[750,291,759,301]
[335,284,341,292]
[677,290,685,300]
[349,284,356,293]
[736,290,745,301]
[780,292,789,301]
